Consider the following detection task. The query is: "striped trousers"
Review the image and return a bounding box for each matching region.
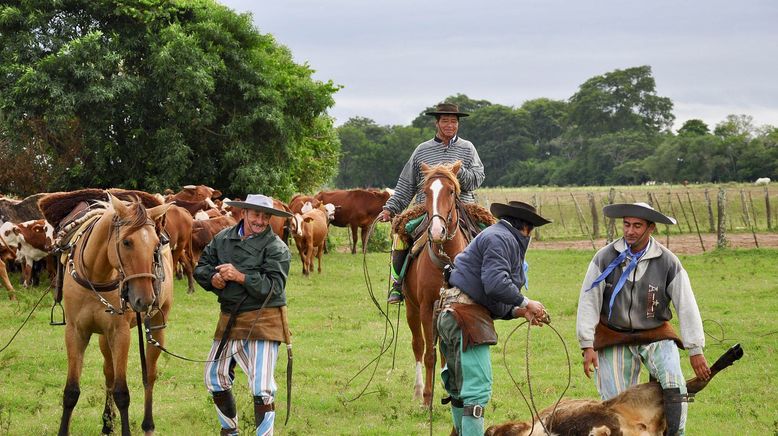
[204,339,279,436]
[595,340,687,435]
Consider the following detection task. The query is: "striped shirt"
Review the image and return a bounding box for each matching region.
[383,136,485,214]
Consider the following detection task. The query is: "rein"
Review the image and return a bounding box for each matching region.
[0,284,52,353]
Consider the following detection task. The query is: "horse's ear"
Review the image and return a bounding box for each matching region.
[420,163,431,173]
[108,193,129,217]
[451,160,462,175]
[147,202,173,222]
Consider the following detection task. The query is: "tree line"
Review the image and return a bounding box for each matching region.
[335,66,778,189]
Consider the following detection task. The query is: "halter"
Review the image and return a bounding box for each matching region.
[68,209,164,315]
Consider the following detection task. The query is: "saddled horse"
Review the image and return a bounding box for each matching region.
[403,161,469,406]
[50,193,173,435]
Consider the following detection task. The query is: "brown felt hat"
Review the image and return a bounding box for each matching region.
[489,201,551,227]
[425,102,469,117]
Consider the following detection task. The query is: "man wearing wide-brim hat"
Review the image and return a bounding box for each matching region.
[438,201,550,435]
[378,102,486,304]
[576,202,711,436]
[194,194,293,436]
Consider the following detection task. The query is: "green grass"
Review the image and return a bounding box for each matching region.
[1,248,777,435]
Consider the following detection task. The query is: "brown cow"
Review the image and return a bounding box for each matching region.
[269,199,295,246]
[314,188,391,254]
[0,234,16,300]
[163,205,196,293]
[170,184,222,203]
[292,206,329,276]
[485,344,743,436]
[1,219,55,287]
[190,215,237,265]
[288,194,320,214]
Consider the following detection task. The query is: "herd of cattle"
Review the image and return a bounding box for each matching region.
[0,185,393,300]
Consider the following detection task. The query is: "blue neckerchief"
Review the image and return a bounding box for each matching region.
[586,239,649,320]
[238,222,244,238]
[522,260,529,290]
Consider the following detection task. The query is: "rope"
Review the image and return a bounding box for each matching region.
[703,319,778,346]
[0,284,52,353]
[502,314,571,435]
[341,216,398,403]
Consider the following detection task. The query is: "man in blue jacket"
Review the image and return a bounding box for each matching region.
[438,201,550,435]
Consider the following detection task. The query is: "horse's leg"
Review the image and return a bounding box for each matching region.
[107,327,133,436]
[404,297,425,402]
[58,326,90,436]
[420,301,436,407]
[350,224,358,254]
[142,308,167,435]
[99,335,116,435]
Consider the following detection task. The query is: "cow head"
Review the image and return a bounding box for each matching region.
[323,203,336,221]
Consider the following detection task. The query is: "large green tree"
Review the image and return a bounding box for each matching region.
[0,0,340,198]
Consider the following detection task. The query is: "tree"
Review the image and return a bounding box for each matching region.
[410,94,493,129]
[677,119,710,136]
[0,0,339,198]
[567,65,675,136]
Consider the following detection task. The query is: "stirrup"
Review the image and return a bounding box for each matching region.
[50,301,66,326]
[387,290,404,304]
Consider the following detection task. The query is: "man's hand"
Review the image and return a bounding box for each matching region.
[378,209,392,222]
[690,353,711,381]
[582,347,598,379]
[211,272,226,289]
[523,300,547,325]
[216,263,246,285]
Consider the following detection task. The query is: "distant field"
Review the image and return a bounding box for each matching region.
[1,249,776,435]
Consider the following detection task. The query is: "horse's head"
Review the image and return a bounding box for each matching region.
[106,194,171,313]
[421,161,461,244]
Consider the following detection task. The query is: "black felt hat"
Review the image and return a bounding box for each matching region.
[489,201,551,227]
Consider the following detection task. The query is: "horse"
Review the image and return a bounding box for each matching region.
[403,161,468,406]
[52,193,173,435]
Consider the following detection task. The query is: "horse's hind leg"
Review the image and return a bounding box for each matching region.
[99,335,116,434]
[59,327,90,436]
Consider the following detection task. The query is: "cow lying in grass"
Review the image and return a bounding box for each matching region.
[485,344,743,436]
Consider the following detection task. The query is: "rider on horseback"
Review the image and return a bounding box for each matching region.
[378,102,485,304]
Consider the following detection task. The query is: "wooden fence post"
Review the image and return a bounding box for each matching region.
[685,191,706,252]
[765,186,773,231]
[748,190,759,230]
[666,191,682,234]
[705,189,715,232]
[571,192,596,250]
[532,194,541,241]
[741,190,759,248]
[555,196,568,232]
[588,192,599,239]
[717,188,727,249]
[674,192,693,234]
[650,192,671,247]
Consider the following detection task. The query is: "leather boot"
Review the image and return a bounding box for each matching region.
[387,248,408,304]
[253,396,275,435]
[663,388,683,436]
[212,390,238,435]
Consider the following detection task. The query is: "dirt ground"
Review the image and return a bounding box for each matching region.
[532,232,778,254]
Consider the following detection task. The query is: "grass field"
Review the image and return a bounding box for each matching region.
[1,245,776,435]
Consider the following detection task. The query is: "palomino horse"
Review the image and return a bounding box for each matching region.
[404,161,468,405]
[56,194,173,435]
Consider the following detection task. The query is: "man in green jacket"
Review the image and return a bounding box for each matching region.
[195,194,292,436]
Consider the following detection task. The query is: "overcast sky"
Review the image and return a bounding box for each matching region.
[219,0,777,131]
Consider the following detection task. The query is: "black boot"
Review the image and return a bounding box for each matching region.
[212,390,238,435]
[253,396,275,433]
[663,388,683,436]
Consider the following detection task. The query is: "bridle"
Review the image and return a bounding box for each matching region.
[68,210,164,315]
[425,176,459,244]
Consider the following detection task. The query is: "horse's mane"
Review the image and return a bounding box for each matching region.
[113,197,150,234]
[422,163,461,195]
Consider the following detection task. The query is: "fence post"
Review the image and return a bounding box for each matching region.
[532,194,541,241]
[571,192,596,250]
[650,192,671,247]
[674,192,693,234]
[766,186,773,231]
[685,191,706,252]
[705,189,715,232]
[717,188,727,249]
[666,191,682,234]
[588,192,599,239]
[741,190,759,248]
[555,196,568,232]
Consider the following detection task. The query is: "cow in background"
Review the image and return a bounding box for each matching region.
[163,204,196,293]
[0,231,16,300]
[1,219,55,287]
[292,204,332,276]
[169,184,222,204]
[314,188,392,254]
[288,194,320,214]
[268,199,296,246]
[190,214,237,266]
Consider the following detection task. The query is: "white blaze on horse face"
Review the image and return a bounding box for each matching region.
[140,228,150,243]
[429,179,446,241]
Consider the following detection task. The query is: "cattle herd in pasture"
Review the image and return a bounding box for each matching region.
[0,185,393,301]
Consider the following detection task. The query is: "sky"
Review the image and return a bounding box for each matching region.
[219,0,778,131]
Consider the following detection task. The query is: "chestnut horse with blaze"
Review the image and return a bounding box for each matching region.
[404,161,468,405]
[48,193,174,436]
